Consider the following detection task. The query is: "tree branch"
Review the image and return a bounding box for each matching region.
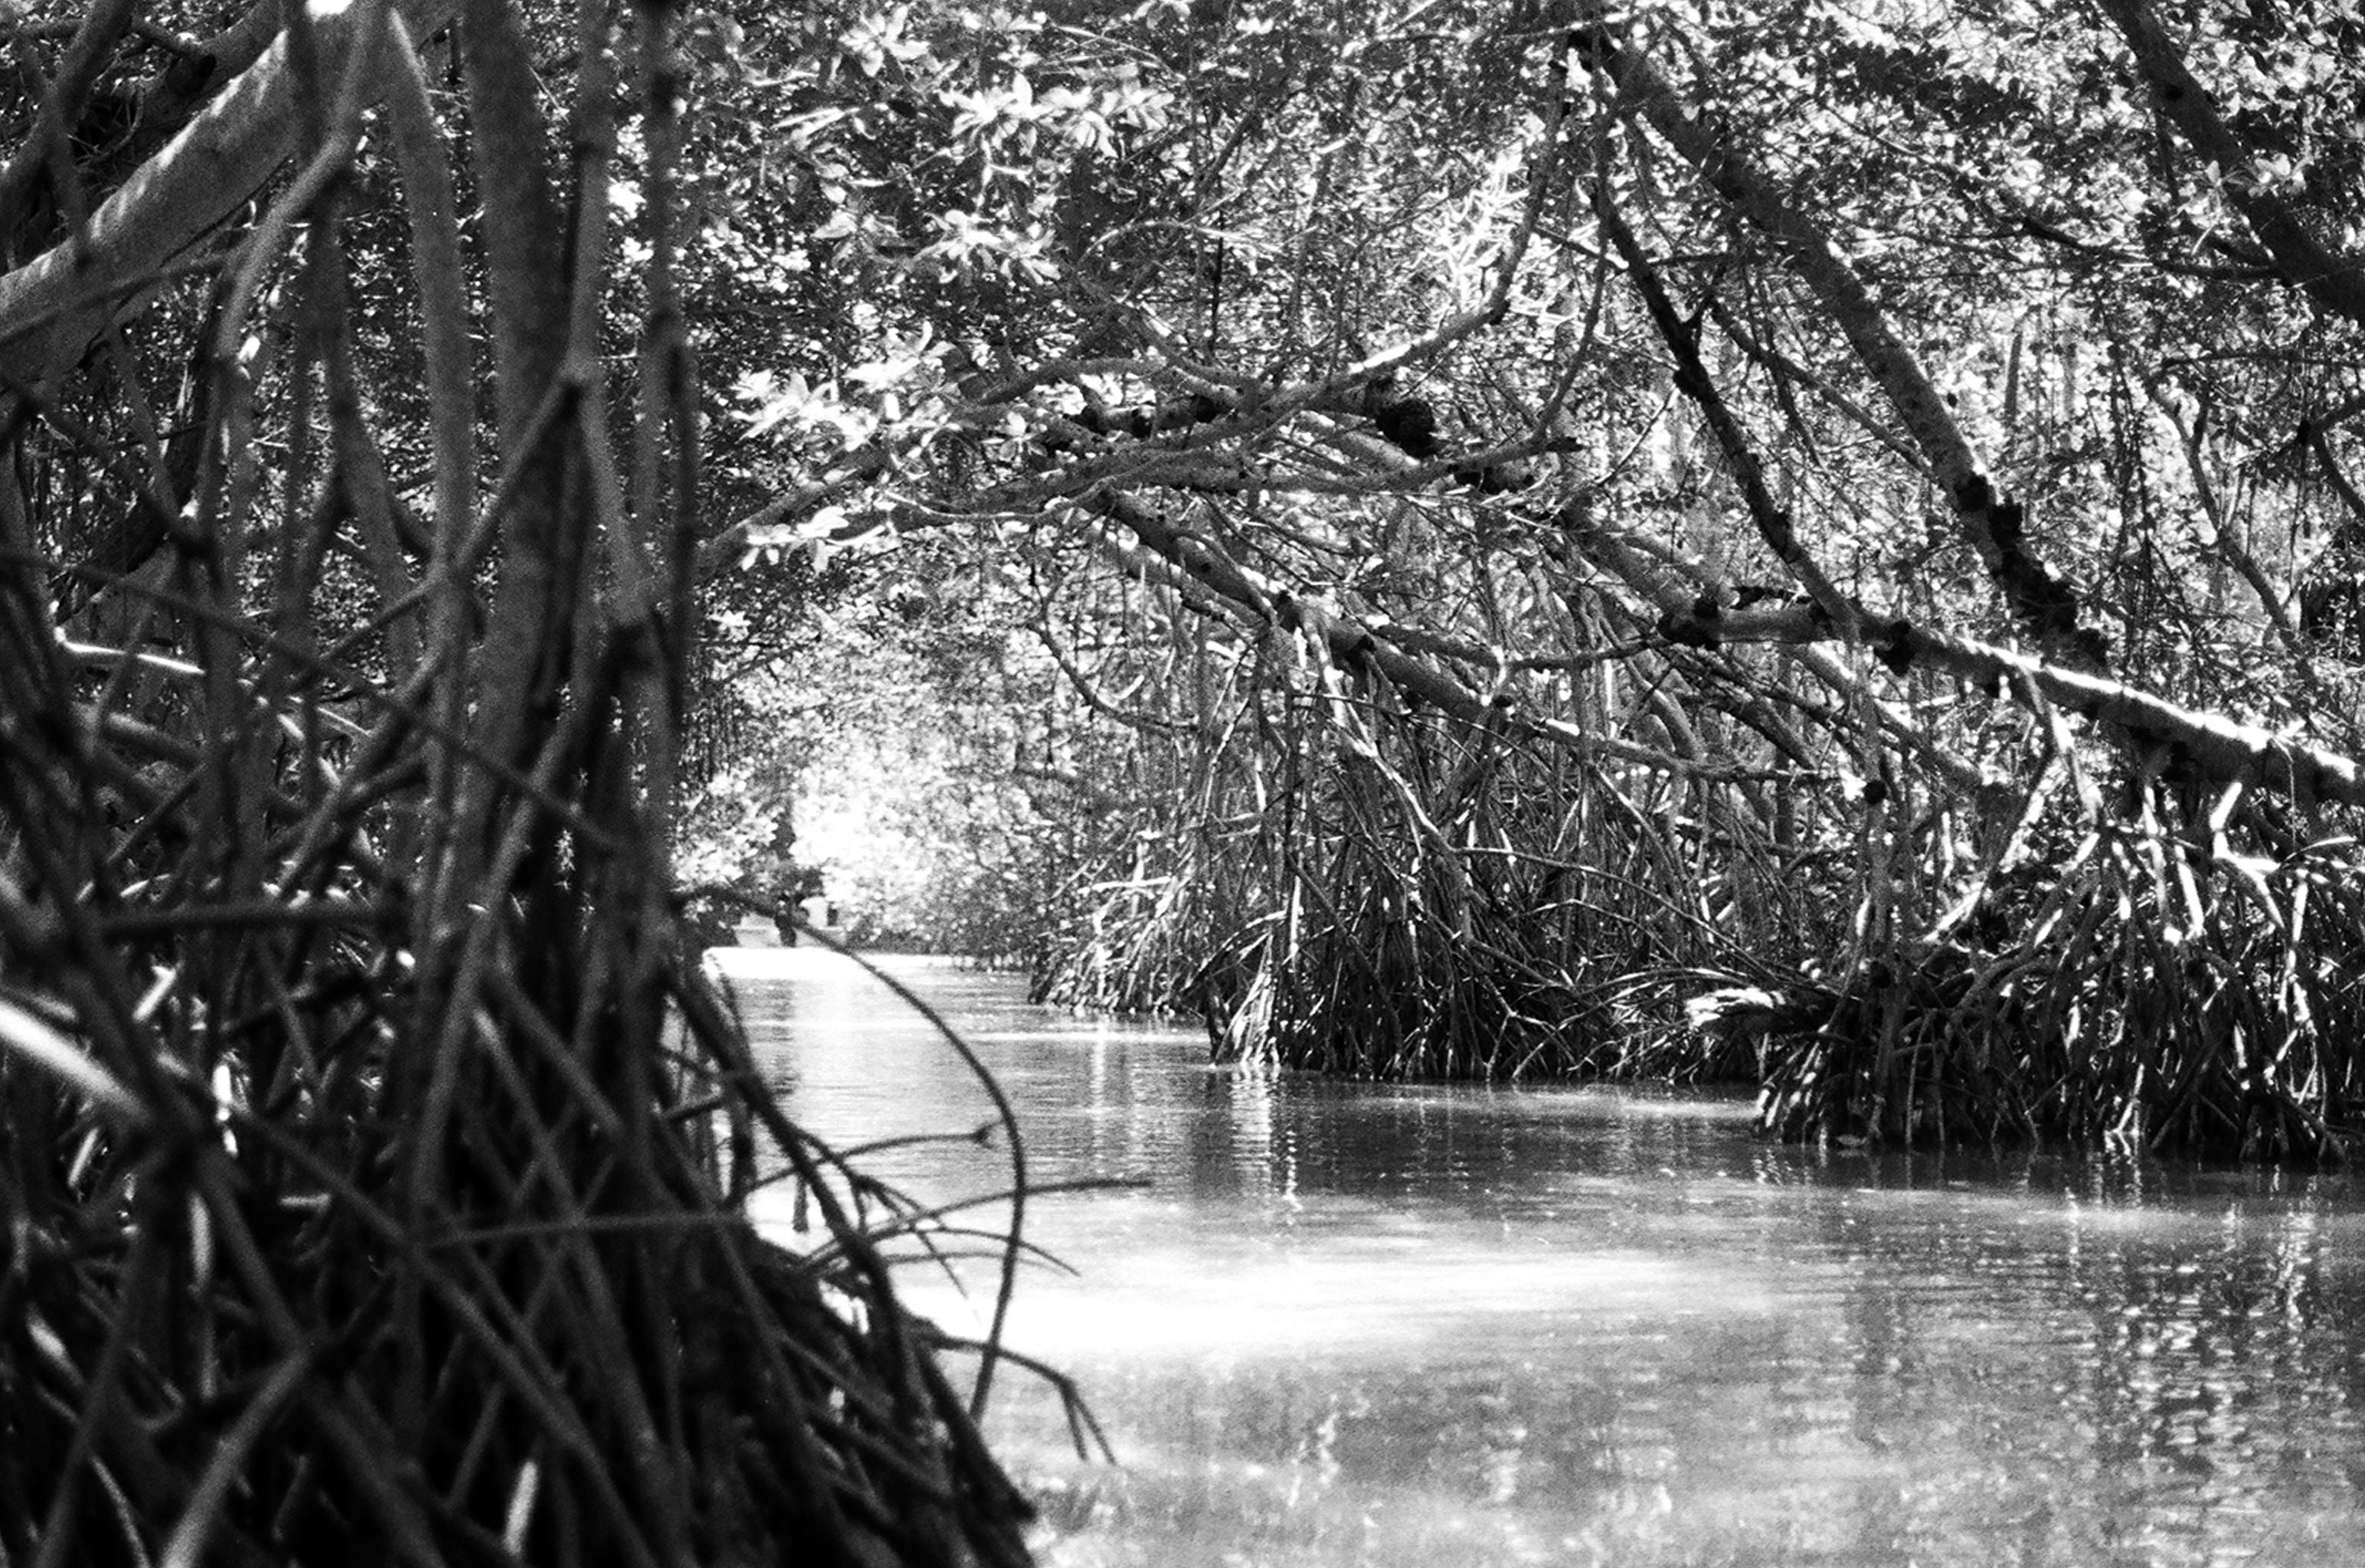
[2095,0,2365,328]
[1571,5,2107,669]
[0,0,461,394]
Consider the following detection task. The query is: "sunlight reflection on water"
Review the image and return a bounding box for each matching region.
[711,948,2365,1567]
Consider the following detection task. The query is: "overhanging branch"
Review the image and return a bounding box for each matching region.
[0,0,461,394]
[1571,3,2107,670]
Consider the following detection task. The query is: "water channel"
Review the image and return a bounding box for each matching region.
[711,947,2365,1566]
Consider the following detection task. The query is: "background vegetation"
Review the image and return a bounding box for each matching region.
[669,0,2365,1161]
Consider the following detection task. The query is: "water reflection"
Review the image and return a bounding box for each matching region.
[711,949,2365,1566]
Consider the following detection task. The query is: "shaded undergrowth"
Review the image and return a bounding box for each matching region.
[1032,613,2365,1163]
[1745,809,2365,1161]
[0,557,1047,1566]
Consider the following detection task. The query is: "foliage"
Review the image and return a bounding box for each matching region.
[0,2,1047,1563]
[668,0,2365,1158]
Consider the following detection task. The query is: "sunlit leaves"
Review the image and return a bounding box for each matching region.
[841,4,931,76]
[737,368,878,449]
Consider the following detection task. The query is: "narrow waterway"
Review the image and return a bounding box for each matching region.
[711,948,2365,1567]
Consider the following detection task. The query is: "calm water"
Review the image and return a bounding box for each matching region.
[711,948,2365,1567]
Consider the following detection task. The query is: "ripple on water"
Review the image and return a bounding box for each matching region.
[724,949,2365,1568]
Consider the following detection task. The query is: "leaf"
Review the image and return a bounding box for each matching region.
[848,354,921,391]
